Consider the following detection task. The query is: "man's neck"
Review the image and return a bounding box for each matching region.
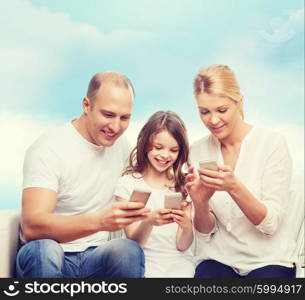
[71,115,93,144]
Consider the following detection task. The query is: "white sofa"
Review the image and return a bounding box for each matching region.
[0,210,20,278]
[0,176,304,278]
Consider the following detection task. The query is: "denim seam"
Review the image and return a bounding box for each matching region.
[37,241,42,277]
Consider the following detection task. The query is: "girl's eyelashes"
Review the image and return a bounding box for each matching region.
[154,145,179,153]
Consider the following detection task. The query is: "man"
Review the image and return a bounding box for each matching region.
[16,72,149,278]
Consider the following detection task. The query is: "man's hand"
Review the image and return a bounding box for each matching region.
[94,201,150,232]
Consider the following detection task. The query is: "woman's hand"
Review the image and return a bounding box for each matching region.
[198,165,239,192]
[185,167,215,204]
[146,209,174,226]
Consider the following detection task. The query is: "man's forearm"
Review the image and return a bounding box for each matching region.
[22,212,100,243]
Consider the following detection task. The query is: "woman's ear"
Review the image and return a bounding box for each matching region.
[237,95,244,119]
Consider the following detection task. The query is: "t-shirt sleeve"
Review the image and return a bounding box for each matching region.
[23,144,61,192]
[195,222,218,243]
[114,175,132,201]
[255,135,292,235]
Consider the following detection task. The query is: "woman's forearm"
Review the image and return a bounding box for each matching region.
[193,201,216,234]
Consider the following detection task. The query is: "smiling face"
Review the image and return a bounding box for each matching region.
[147,129,180,174]
[196,92,242,140]
[83,83,133,147]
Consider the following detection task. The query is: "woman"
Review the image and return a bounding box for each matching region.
[186,65,296,278]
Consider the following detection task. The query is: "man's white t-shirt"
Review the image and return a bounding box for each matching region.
[22,121,131,252]
[188,126,295,275]
[114,174,196,277]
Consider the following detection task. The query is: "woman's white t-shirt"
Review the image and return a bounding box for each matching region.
[114,174,196,277]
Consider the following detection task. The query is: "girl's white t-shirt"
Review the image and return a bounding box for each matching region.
[114,174,196,277]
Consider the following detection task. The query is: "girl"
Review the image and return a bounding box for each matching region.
[114,111,195,277]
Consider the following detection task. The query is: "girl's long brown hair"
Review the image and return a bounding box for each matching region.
[124,111,189,198]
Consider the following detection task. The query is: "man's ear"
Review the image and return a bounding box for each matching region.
[83,97,90,115]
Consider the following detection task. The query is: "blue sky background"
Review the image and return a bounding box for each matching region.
[0,0,304,209]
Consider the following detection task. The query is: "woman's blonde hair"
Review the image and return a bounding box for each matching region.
[193,65,244,119]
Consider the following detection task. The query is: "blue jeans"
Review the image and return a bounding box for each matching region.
[16,238,145,278]
[194,259,296,278]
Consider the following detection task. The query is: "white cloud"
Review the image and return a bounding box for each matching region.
[260,7,304,43]
[0,112,63,190]
[0,0,95,104]
[0,0,155,107]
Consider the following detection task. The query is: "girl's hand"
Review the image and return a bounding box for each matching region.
[198,165,239,192]
[146,208,174,226]
[185,167,214,204]
[171,201,192,229]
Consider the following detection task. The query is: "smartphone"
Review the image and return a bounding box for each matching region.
[199,160,218,171]
[164,193,182,209]
[130,189,151,206]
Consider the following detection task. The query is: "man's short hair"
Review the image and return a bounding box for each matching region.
[86,72,135,106]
